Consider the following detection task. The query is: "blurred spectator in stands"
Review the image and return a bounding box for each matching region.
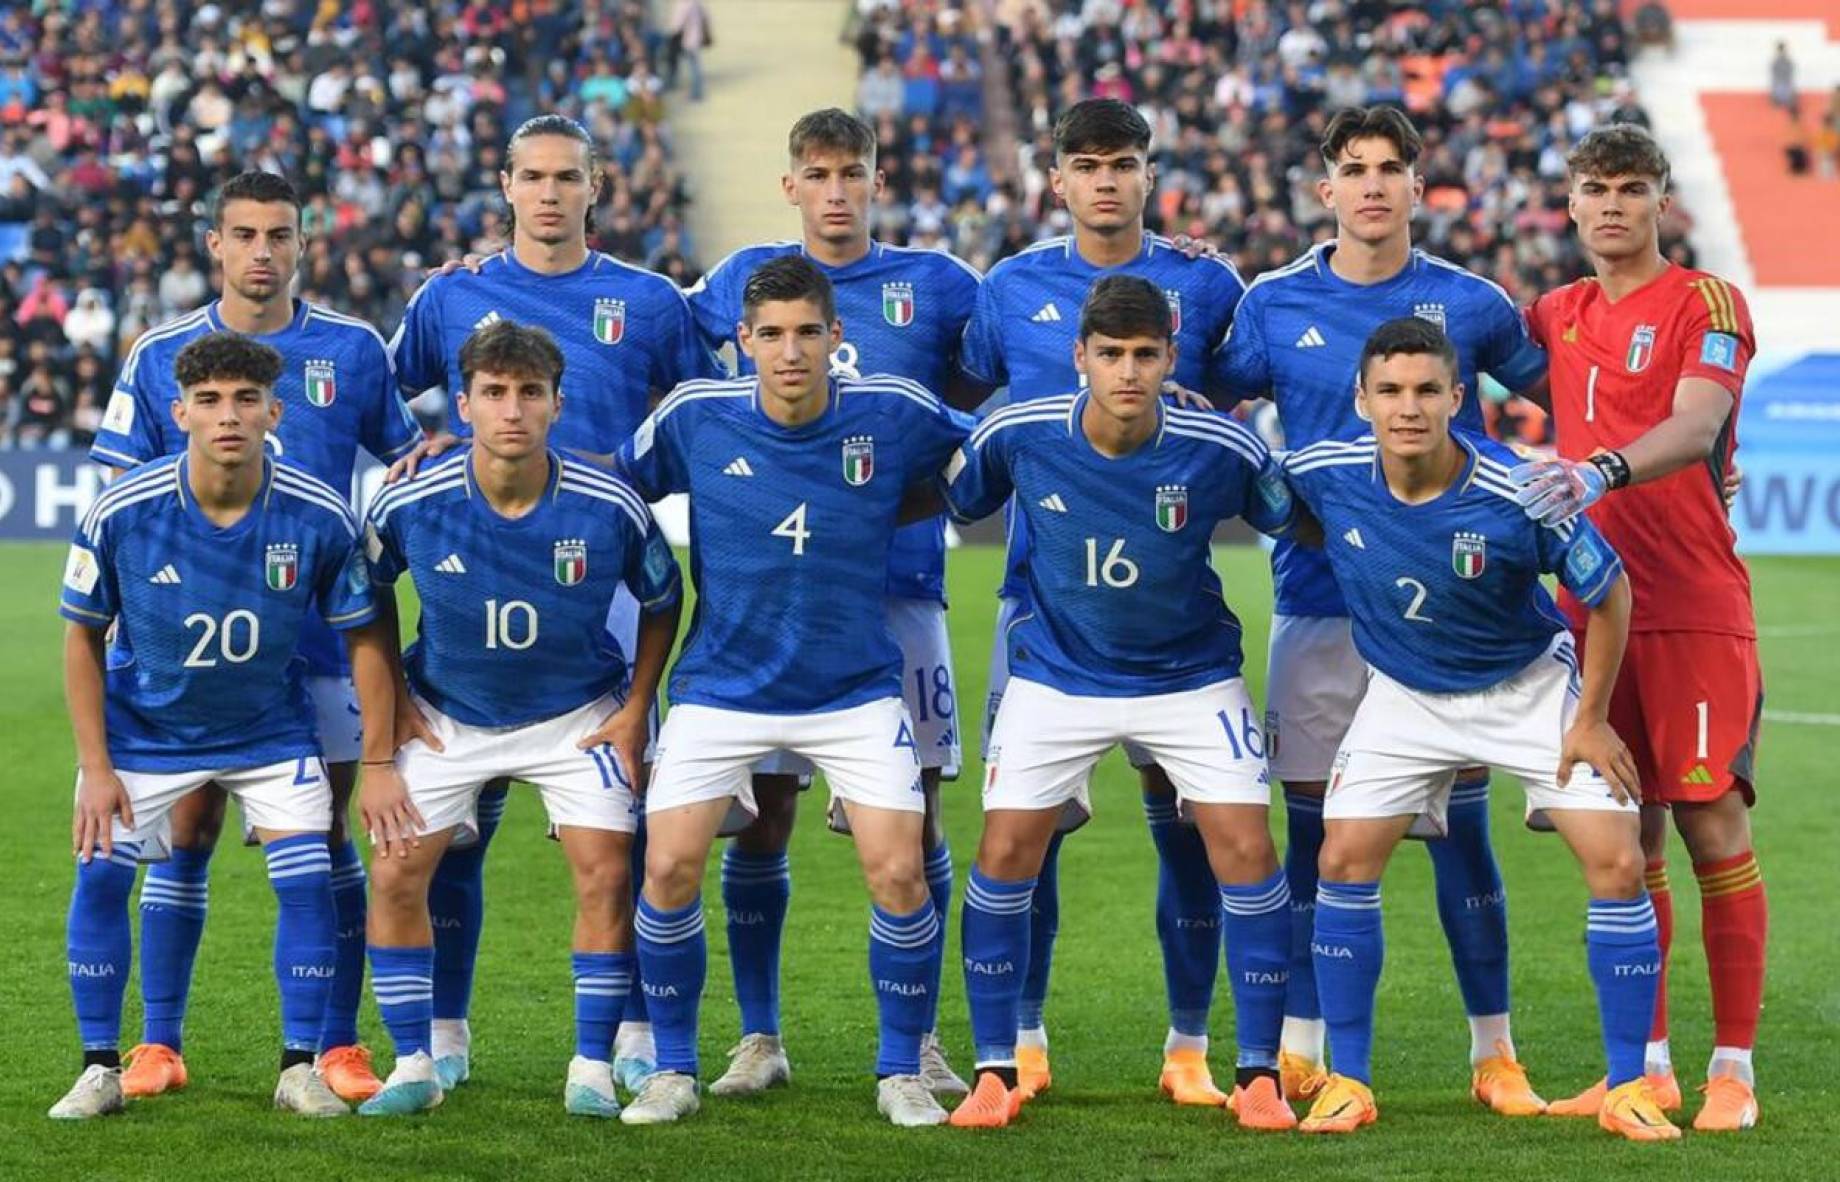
[1631,2,1673,52]
[1819,87,1840,179]
[859,55,906,121]
[13,361,70,448]
[1770,41,1796,114]
[62,288,114,358]
[668,0,712,103]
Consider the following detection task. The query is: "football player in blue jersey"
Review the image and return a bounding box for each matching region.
[1277,318,1670,1141]
[88,170,422,1105]
[52,334,392,1120]
[684,108,981,1098]
[389,115,717,1092]
[354,321,681,1119]
[1209,106,1550,1111]
[954,97,1250,1106]
[613,257,970,1128]
[940,277,1300,1131]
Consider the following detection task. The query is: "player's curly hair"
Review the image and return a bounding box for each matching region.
[1567,122,1671,189]
[173,333,283,394]
[211,170,303,228]
[741,255,836,325]
[1079,275,1171,342]
[1053,98,1152,159]
[459,320,566,395]
[1320,105,1423,169]
[788,108,877,165]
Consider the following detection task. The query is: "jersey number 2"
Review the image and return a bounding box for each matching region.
[1394,577,1435,624]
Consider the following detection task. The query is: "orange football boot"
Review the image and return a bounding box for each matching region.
[319,1044,384,1103]
[1159,1048,1229,1107]
[949,1072,1023,1129]
[121,1043,188,1098]
[1227,1074,1298,1131]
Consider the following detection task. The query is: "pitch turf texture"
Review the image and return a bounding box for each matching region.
[1,542,1833,1180]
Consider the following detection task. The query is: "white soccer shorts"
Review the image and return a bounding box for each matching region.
[982,595,1025,761]
[983,677,1273,828]
[395,693,645,840]
[308,675,364,765]
[1265,613,1369,784]
[79,757,332,861]
[649,697,924,829]
[1325,635,1635,833]
[757,597,960,779]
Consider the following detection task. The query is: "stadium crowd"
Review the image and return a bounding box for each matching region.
[0,0,701,448]
[5,0,1695,447]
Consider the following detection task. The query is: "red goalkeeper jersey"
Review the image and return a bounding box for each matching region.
[1527,264,1756,637]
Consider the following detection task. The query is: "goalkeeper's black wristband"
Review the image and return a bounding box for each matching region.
[1589,450,1632,490]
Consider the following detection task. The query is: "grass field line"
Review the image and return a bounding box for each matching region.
[1762,710,1840,725]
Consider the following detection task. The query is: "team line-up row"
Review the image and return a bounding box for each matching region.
[50,102,1763,1142]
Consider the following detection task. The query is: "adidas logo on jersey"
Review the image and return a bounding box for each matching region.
[1038,493,1068,512]
[149,564,182,585]
[1295,326,1327,348]
[1342,528,1364,549]
[724,457,755,477]
[1031,302,1062,323]
[473,311,501,331]
[435,554,467,574]
[1681,763,1716,786]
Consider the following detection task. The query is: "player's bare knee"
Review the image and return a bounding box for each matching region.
[1672,792,1753,862]
[1318,830,1386,883]
[641,852,704,910]
[1586,845,1647,899]
[863,857,928,913]
[368,857,431,915]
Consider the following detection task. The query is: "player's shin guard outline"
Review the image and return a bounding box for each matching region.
[1313,881,1384,1086]
[138,844,211,1052]
[961,869,1034,1066]
[69,845,141,1052]
[634,897,706,1076]
[1585,894,1661,1087]
[265,835,337,1052]
[869,900,940,1076]
[1220,869,1292,1069]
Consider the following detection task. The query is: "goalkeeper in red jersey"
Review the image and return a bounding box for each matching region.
[1511,123,1764,1133]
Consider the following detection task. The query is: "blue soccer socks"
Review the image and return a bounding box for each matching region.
[1586,895,1663,1087]
[428,785,508,1022]
[264,835,337,1053]
[922,839,954,1033]
[721,848,790,1037]
[369,944,435,1058]
[68,844,141,1054]
[137,844,211,1052]
[1280,792,1325,1056]
[635,897,706,1075]
[321,839,368,1050]
[1146,793,1222,1040]
[961,869,1034,1067]
[868,899,940,1076]
[1219,869,1292,1070]
[1313,881,1385,1086]
[1018,833,1062,1034]
[572,951,636,1062]
[1427,774,1511,1051]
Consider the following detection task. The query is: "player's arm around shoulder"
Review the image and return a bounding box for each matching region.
[937,399,1030,524]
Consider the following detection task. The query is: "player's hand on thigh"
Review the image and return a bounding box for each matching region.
[578,702,649,796]
[73,767,134,863]
[1559,718,1640,804]
[359,764,426,859]
[384,432,463,484]
[394,694,444,754]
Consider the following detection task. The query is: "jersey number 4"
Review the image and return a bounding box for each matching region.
[773,503,812,556]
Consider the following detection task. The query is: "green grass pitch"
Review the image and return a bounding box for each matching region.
[0,542,1834,1180]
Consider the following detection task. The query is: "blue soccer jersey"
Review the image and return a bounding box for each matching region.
[363,450,681,729]
[87,300,419,679]
[391,250,719,456]
[1209,244,1548,619]
[943,393,1292,697]
[58,455,377,773]
[1281,430,1623,693]
[617,375,971,714]
[686,239,982,603]
[957,232,1246,599]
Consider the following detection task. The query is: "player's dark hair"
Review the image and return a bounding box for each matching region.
[211,170,302,228]
[506,114,599,172]
[1358,317,1458,383]
[1079,275,1171,342]
[741,255,836,325]
[504,115,601,237]
[459,320,566,396]
[173,332,283,394]
[1319,105,1423,169]
[788,107,877,166]
[1567,122,1671,189]
[1053,98,1152,159]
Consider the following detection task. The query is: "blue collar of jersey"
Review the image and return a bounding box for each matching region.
[175,453,274,535]
[1068,389,1167,458]
[500,247,601,282]
[460,448,565,524]
[749,375,841,432]
[1369,431,1479,506]
[1313,242,1422,291]
[204,298,312,340]
[1061,231,1156,273]
[799,240,883,274]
